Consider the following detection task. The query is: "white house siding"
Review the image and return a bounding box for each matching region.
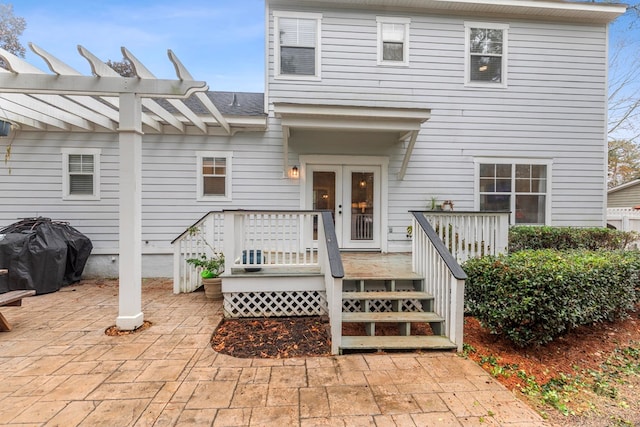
[0,4,612,277]
[0,124,300,277]
[267,2,609,244]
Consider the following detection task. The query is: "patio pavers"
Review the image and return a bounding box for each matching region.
[0,279,549,426]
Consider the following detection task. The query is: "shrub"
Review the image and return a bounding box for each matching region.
[463,249,640,347]
[509,226,636,252]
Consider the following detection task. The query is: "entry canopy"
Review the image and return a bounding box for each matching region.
[0,43,254,135]
[274,102,431,180]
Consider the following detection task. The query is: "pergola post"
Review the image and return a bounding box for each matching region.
[116,92,144,330]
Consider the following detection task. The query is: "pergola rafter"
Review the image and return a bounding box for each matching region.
[0,43,231,135]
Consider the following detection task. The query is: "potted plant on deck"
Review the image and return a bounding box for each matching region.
[185,226,225,300]
[187,251,225,300]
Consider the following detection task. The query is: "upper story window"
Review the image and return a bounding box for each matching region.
[197,151,232,201]
[61,148,100,201]
[465,22,509,87]
[274,11,322,79]
[475,159,551,225]
[377,17,410,66]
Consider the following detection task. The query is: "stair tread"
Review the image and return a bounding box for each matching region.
[342,291,433,300]
[342,311,444,323]
[341,335,457,350]
[343,275,422,280]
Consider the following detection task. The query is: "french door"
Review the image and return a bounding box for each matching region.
[307,164,381,249]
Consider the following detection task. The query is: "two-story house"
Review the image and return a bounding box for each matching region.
[0,0,626,351]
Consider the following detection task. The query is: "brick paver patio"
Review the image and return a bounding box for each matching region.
[0,279,548,426]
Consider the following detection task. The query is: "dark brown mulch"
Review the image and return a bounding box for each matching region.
[211,316,332,358]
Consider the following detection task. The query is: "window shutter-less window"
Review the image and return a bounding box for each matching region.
[280,18,316,75]
[203,157,227,196]
[382,23,405,61]
[469,28,503,83]
[68,154,94,195]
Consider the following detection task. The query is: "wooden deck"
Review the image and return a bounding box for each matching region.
[341,252,418,279]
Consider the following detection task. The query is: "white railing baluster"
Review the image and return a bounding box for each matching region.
[171,211,225,294]
[424,211,509,263]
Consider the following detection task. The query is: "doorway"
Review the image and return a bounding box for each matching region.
[306,163,382,249]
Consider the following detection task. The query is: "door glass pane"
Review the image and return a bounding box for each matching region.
[313,171,336,240]
[351,172,374,241]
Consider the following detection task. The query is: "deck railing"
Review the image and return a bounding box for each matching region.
[423,211,510,263]
[412,211,467,351]
[223,210,319,272]
[171,211,224,294]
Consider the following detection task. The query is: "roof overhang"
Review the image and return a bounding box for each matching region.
[274,102,431,179]
[608,179,640,195]
[270,0,626,24]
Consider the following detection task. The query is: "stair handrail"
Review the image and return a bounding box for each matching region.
[411,211,466,351]
[317,210,344,354]
[319,211,344,279]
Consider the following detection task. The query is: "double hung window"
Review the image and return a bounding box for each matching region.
[477,160,550,225]
[465,22,508,86]
[275,11,322,78]
[62,148,100,200]
[377,17,410,66]
[197,151,232,201]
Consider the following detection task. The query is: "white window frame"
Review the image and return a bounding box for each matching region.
[273,10,322,81]
[473,158,552,225]
[61,148,100,201]
[464,22,509,88]
[377,16,410,66]
[197,151,233,202]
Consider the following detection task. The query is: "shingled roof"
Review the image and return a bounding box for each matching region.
[154,91,265,117]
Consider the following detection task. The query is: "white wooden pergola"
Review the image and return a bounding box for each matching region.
[0,43,232,330]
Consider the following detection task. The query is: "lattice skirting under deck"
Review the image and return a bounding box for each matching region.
[224,291,328,318]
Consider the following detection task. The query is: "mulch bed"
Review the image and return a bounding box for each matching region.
[211,316,440,358]
[211,316,332,358]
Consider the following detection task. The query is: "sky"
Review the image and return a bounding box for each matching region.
[13,0,266,93]
[7,0,640,97]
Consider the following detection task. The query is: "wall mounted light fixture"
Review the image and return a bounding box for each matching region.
[290,166,299,179]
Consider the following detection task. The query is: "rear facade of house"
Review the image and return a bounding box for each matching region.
[0,0,621,277]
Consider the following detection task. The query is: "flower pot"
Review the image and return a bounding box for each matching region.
[0,120,11,137]
[202,277,222,300]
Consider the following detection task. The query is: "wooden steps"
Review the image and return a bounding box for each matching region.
[340,277,453,353]
[342,291,433,300]
[343,312,444,323]
[341,335,456,351]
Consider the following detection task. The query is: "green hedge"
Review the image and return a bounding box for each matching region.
[463,249,640,347]
[509,226,636,252]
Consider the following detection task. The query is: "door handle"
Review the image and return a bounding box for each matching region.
[338,204,342,215]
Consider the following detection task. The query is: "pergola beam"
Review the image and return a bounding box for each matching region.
[0,73,207,98]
